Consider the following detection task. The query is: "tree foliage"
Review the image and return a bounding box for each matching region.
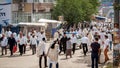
[52,0,100,25]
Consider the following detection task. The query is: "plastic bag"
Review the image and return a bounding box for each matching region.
[13,45,17,53]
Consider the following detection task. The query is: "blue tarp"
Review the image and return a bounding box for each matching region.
[52,28,57,37]
[10,26,20,34]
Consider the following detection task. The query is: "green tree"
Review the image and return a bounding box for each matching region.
[52,0,99,27]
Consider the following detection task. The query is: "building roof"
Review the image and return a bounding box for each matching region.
[18,22,46,27]
[38,19,62,24]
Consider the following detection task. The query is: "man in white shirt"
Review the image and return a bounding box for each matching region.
[0,34,8,55]
[37,38,47,68]
[8,30,12,38]
[81,35,89,56]
[17,32,24,56]
[5,29,12,38]
[30,34,37,55]
[23,34,27,54]
[71,34,77,54]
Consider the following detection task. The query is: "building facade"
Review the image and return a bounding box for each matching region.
[12,0,56,24]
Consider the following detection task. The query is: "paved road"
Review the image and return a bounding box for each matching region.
[0,42,113,68]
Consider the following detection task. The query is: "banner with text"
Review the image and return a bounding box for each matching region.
[0,0,12,26]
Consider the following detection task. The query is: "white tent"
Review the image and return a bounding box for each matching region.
[38,19,62,24]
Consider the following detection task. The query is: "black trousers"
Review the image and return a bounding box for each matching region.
[59,42,62,54]
[19,44,24,55]
[10,46,14,56]
[72,43,76,54]
[63,43,66,54]
[1,46,7,55]
[91,54,99,68]
[23,44,26,54]
[82,43,88,56]
[39,52,47,68]
[31,45,36,55]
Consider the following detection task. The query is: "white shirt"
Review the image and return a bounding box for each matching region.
[5,31,12,37]
[1,37,8,46]
[108,33,112,41]
[70,36,77,44]
[30,36,37,45]
[8,31,12,37]
[104,39,110,50]
[28,32,32,37]
[100,32,106,41]
[81,36,89,45]
[13,32,17,37]
[41,33,47,41]
[37,32,42,41]
[37,41,47,55]
[23,36,27,44]
[18,36,25,45]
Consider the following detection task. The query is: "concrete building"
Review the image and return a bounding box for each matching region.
[12,0,56,24]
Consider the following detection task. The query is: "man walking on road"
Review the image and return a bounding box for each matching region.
[37,38,47,68]
[104,35,110,63]
[1,34,8,55]
[81,35,89,56]
[31,34,37,55]
[8,34,16,56]
[60,33,67,54]
[91,38,100,68]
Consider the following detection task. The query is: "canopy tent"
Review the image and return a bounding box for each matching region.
[18,22,46,27]
[38,19,62,24]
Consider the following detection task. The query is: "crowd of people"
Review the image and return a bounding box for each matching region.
[52,21,113,68]
[0,21,113,68]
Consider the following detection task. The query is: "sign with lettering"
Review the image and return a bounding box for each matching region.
[0,0,12,26]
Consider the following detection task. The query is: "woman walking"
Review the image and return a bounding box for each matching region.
[47,39,60,68]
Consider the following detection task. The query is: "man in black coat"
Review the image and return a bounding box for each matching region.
[8,34,16,56]
[60,33,68,54]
